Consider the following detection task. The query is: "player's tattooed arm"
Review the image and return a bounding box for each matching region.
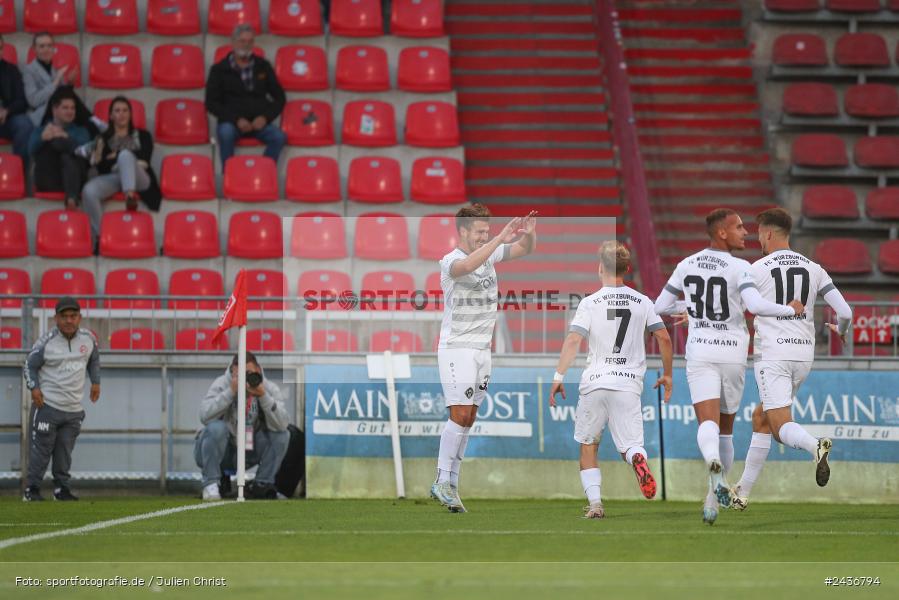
[652,328,674,403]
[550,331,583,406]
[507,211,538,260]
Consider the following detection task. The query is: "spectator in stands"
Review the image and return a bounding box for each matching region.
[28,88,90,209]
[23,32,103,137]
[0,35,35,165]
[205,24,286,168]
[81,96,161,242]
[195,352,290,501]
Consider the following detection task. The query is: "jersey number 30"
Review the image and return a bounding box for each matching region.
[683,275,730,321]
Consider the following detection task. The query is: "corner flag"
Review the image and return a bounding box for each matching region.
[211,270,248,344]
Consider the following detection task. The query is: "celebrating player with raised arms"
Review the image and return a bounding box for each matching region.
[654,209,804,525]
[430,204,537,513]
[731,208,852,509]
[551,241,673,519]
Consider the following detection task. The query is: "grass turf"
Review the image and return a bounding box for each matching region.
[0,497,896,599]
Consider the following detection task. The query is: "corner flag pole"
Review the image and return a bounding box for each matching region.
[236,325,247,502]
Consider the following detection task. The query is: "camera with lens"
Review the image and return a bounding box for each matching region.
[246,372,263,388]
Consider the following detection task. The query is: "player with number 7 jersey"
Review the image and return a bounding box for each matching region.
[653,209,804,525]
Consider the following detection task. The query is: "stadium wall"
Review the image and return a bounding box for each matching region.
[0,354,896,502]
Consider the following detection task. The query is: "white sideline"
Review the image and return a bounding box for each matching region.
[0,501,229,551]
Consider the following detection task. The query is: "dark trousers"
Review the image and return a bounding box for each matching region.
[27,403,85,489]
[33,137,88,201]
[0,113,34,166]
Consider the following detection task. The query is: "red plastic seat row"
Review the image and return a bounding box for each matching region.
[773,32,899,68]
[331,0,443,37]
[341,100,460,147]
[814,238,899,276]
[107,328,294,352]
[792,134,899,169]
[334,45,451,92]
[308,329,426,352]
[783,83,899,118]
[802,185,899,220]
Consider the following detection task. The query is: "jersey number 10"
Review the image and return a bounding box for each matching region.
[770,267,810,306]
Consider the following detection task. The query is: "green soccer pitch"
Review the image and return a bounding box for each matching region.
[0,497,896,599]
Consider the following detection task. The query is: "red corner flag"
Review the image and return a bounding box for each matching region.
[211,270,248,343]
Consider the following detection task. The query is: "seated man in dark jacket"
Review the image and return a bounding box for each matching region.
[204,23,286,169]
[28,89,90,209]
[0,34,35,165]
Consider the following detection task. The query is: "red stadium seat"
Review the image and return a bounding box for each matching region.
[0,327,22,349]
[227,211,284,259]
[835,33,889,67]
[813,238,872,275]
[405,101,460,147]
[411,157,466,204]
[290,211,347,258]
[354,213,410,260]
[417,214,457,260]
[275,45,328,91]
[845,84,899,118]
[169,269,224,310]
[89,44,143,89]
[223,157,279,202]
[147,0,201,35]
[36,210,92,258]
[281,99,334,146]
[802,186,859,220]
[392,0,444,37]
[866,187,899,220]
[855,136,899,168]
[0,154,25,200]
[160,154,216,200]
[163,210,219,257]
[878,240,899,274]
[827,0,881,13]
[0,210,27,257]
[361,270,415,310]
[151,44,205,90]
[285,156,340,202]
[269,0,324,36]
[213,44,264,64]
[99,210,157,258]
[772,34,828,66]
[791,134,848,168]
[765,0,818,11]
[425,271,442,311]
[0,43,16,64]
[370,330,423,352]
[155,99,209,145]
[93,97,147,130]
[40,268,97,308]
[110,328,165,351]
[330,0,383,36]
[782,82,838,117]
[891,0,899,11]
[85,0,138,35]
[348,156,403,203]
[336,45,389,92]
[342,100,397,147]
[208,0,261,35]
[27,43,81,87]
[298,270,352,309]
[175,328,229,351]
[104,269,161,309]
[0,268,31,308]
[311,329,357,352]
[247,329,295,352]
[245,269,288,310]
[398,47,451,92]
[0,0,15,33]
[24,0,77,33]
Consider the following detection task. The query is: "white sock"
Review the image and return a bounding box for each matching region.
[580,467,602,504]
[696,420,721,465]
[450,426,471,488]
[736,432,772,496]
[778,422,818,456]
[437,420,466,484]
[624,446,647,465]
[719,434,734,475]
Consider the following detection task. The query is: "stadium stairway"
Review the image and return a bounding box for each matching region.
[446,0,624,352]
[616,0,774,269]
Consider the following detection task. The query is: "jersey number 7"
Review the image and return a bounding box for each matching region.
[606,309,631,353]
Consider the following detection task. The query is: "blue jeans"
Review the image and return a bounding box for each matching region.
[0,113,34,166]
[216,121,286,168]
[193,419,290,487]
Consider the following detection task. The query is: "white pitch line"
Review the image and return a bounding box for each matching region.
[0,502,229,551]
[83,529,899,537]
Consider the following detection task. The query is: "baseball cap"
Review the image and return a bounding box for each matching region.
[55,296,81,314]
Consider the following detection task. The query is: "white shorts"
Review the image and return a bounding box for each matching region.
[755,360,812,411]
[438,347,492,407]
[686,361,746,415]
[573,388,644,453]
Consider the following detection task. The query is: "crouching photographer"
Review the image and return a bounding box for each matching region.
[195,352,289,500]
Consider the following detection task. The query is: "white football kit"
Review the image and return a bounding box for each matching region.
[437,244,510,406]
[568,286,665,452]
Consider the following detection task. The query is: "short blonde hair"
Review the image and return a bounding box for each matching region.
[599,241,630,276]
